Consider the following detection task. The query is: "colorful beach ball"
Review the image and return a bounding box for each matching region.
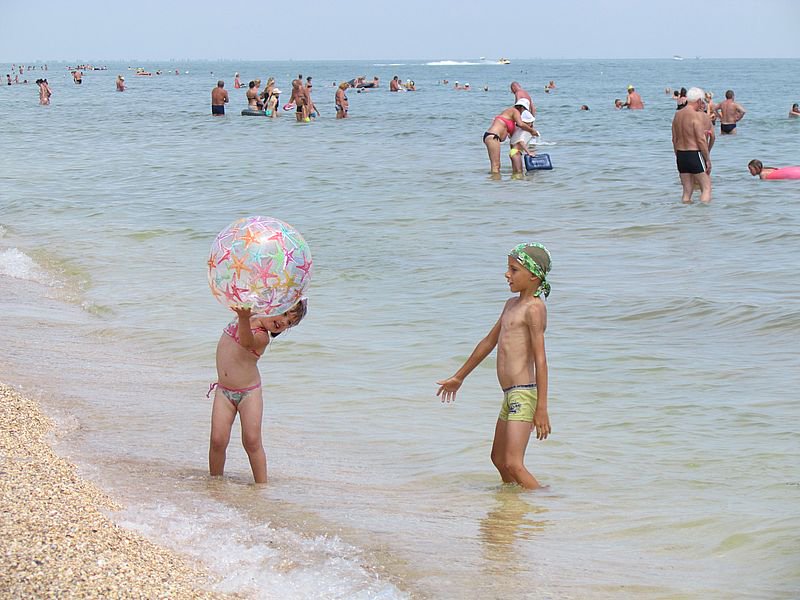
[208,216,312,316]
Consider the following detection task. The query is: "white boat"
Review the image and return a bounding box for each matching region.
[498,58,511,65]
[673,55,684,61]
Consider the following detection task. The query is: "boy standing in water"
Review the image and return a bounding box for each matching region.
[437,243,552,489]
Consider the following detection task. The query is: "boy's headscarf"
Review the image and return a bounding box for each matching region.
[509,242,552,298]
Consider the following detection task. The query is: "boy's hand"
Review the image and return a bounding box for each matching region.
[533,408,551,440]
[436,377,463,403]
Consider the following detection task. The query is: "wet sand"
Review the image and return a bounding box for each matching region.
[0,381,230,599]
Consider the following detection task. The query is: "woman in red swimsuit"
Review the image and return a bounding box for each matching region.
[483,100,537,174]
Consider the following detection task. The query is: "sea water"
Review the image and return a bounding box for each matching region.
[1,58,799,599]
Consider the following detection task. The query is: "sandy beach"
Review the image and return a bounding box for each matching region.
[0,381,228,599]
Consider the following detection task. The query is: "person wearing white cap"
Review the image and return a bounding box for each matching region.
[508,98,539,174]
[671,87,714,203]
[483,100,538,175]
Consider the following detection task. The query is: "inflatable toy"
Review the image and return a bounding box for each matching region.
[765,166,800,180]
[208,216,312,316]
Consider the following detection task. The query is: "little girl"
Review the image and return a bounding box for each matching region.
[208,299,307,483]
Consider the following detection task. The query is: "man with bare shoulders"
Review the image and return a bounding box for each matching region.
[72,70,82,84]
[510,81,535,115]
[715,89,746,135]
[246,80,261,111]
[672,87,714,203]
[390,75,401,92]
[623,85,644,109]
[289,74,308,122]
[211,80,229,116]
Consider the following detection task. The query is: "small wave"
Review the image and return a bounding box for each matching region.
[426,60,485,66]
[373,63,406,67]
[0,248,55,285]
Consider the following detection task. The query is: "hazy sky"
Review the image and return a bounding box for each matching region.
[2,0,798,61]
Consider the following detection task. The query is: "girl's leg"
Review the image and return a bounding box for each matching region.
[501,421,541,489]
[238,388,267,483]
[490,419,515,483]
[209,391,237,477]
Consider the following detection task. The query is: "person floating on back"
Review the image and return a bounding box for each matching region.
[437,243,552,490]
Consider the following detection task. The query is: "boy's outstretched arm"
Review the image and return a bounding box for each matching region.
[437,319,501,403]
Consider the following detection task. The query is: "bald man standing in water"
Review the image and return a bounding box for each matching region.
[510,81,535,115]
[672,87,714,204]
[211,80,229,116]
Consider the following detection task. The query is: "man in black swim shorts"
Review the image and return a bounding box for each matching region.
[715,90,746,135]
[211,80,229,116]
[671,87,714,203]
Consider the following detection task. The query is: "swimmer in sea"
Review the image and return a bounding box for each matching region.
[211,80,229,116]
[623,85,644,109]
[335,81,349,119]
[289,74,309,121]
[484,101,537,175]
[746,160,800,180]
[747,160,776,179]
[510,81,535,115]
[715,90,746,134]
[116,75,125,92]
[246,80,262,111]
[508,99,539,175]
[789,103,800,118]
[672,87,714,203]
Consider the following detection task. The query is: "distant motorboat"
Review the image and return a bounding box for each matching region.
[673,55,684,61]
[498,58,511,65]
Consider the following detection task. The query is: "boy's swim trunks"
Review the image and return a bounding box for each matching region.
[499,384,538,422]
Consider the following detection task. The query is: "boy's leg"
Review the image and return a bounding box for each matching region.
[501,421,542,489]
[209,391,237,477]
[238,389,267,484]
[490,419,516,483]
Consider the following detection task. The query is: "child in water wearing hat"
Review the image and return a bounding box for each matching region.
[437,243,552,489]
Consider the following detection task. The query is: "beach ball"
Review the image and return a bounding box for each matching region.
[208,216,312,316]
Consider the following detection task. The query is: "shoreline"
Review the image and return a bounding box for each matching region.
[0,381,228,599]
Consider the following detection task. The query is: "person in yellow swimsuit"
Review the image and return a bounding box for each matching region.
[437,243,552,489]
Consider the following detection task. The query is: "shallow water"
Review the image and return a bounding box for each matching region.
[2,58,799,598]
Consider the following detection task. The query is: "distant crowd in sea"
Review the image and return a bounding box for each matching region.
[7,62,799,195]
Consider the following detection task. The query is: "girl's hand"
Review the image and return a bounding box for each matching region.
[436,377,463,403]
[232,306,253,319]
